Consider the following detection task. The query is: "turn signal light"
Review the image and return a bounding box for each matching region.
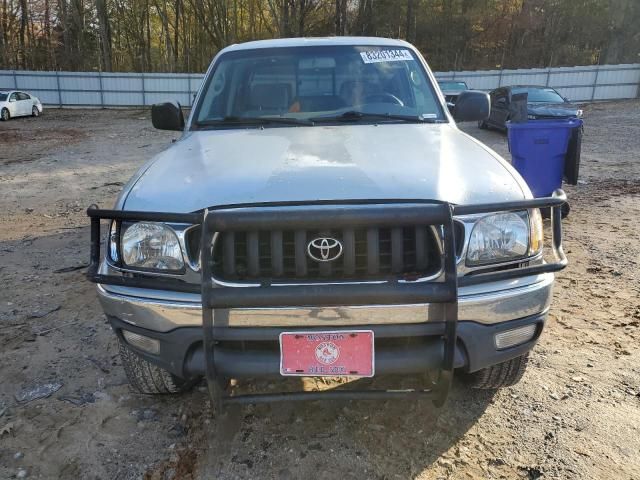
[123,330,160,355]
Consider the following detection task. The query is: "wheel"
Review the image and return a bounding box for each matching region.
[477,119,487,129]
[463,353,529,389]
[32,106,39,117]
[1,108,9,121]
[118,336,193,394]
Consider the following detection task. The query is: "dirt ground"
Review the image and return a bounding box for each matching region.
[0,101,639,480]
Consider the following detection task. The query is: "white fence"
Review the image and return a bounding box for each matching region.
[1,63,638,107]
[0,71,204,107]
[434,63,640,102]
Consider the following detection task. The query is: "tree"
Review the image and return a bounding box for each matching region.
[19,0,27,68]
[335,0,346,35]
[603,0,640,64]
[405,0,415,43]
[96,0,112,71]
[0,0,637,73]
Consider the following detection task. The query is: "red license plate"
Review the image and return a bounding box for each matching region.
[279,330,374,377]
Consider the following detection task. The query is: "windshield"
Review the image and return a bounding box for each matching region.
[438,81,468,91]
[0,93,7,101]
[194,45,445,126]
[513,87,565,103]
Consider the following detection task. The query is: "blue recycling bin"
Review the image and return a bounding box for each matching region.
[507,118,583,197]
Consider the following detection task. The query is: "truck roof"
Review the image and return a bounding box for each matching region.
[222,36,413,53]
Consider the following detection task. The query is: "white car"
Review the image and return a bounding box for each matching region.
[0,90,43,121]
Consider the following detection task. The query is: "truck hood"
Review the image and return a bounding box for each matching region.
[121,124,529,212]
[528,102,581,118]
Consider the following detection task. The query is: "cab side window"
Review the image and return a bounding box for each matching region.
[9,92,18,102]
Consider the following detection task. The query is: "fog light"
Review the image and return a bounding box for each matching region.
[494,324,536,350]
[123,330,160,355]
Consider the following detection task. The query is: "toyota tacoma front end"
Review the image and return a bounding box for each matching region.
[87,37,567,408]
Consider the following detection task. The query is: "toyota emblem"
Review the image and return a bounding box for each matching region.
[307,237,343,262]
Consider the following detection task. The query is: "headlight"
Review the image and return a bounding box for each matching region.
[527,114,537,120]
[466,212,531,266]
[121,222,184,271]
[576,109,583,118]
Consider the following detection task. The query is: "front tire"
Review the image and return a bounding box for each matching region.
[32,106,39,117]
[118,336,193,394]
[463,353,529,389]
[1,108,9,121]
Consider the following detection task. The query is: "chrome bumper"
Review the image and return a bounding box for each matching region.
[97,273,553,333]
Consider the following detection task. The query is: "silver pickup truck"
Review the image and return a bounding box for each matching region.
[87,37,567,408]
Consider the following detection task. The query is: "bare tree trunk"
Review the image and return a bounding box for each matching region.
[335,0,346,35]
[357,0,374,36]
[44,0,54,68]
[145,0,151,70]
[405,0,415,43]
[298,0,307,36]
[174,0,181,70]
[282,0,290,37]
[96,0,112,71]
[69,0,85,68]
[58,0,71,68]
[19,0,27,68]
[367,0,374,35]
[248,0,256,38]
[604,0,628,64]
[155,0,174,70]
[0,0,5,68]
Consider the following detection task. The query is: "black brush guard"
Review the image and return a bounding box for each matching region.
[87,191,567,408]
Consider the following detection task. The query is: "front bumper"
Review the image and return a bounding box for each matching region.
[97,273,554,332]
[108,312,546,379]
[88,194,567,405]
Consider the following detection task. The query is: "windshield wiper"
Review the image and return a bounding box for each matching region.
[196,115,313,127]
[310,111,445,123]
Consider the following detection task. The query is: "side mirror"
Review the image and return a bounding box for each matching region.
[446,101,455,113]
[563,97,570,103]
[452,90,490,122]
[151,101,184,131]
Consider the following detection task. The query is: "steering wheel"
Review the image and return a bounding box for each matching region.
[363,92,404,106]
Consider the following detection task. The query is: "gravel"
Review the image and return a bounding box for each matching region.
[0,102,639,479]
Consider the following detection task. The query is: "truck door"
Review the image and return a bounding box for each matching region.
[17,92,31,116]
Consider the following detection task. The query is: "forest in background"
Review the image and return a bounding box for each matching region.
[1,0,639,73]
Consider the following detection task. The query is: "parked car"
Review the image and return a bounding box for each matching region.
[437,80,469,109]
[479,85,582,131]
[86,38,567,411]
[0,90,43,121]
